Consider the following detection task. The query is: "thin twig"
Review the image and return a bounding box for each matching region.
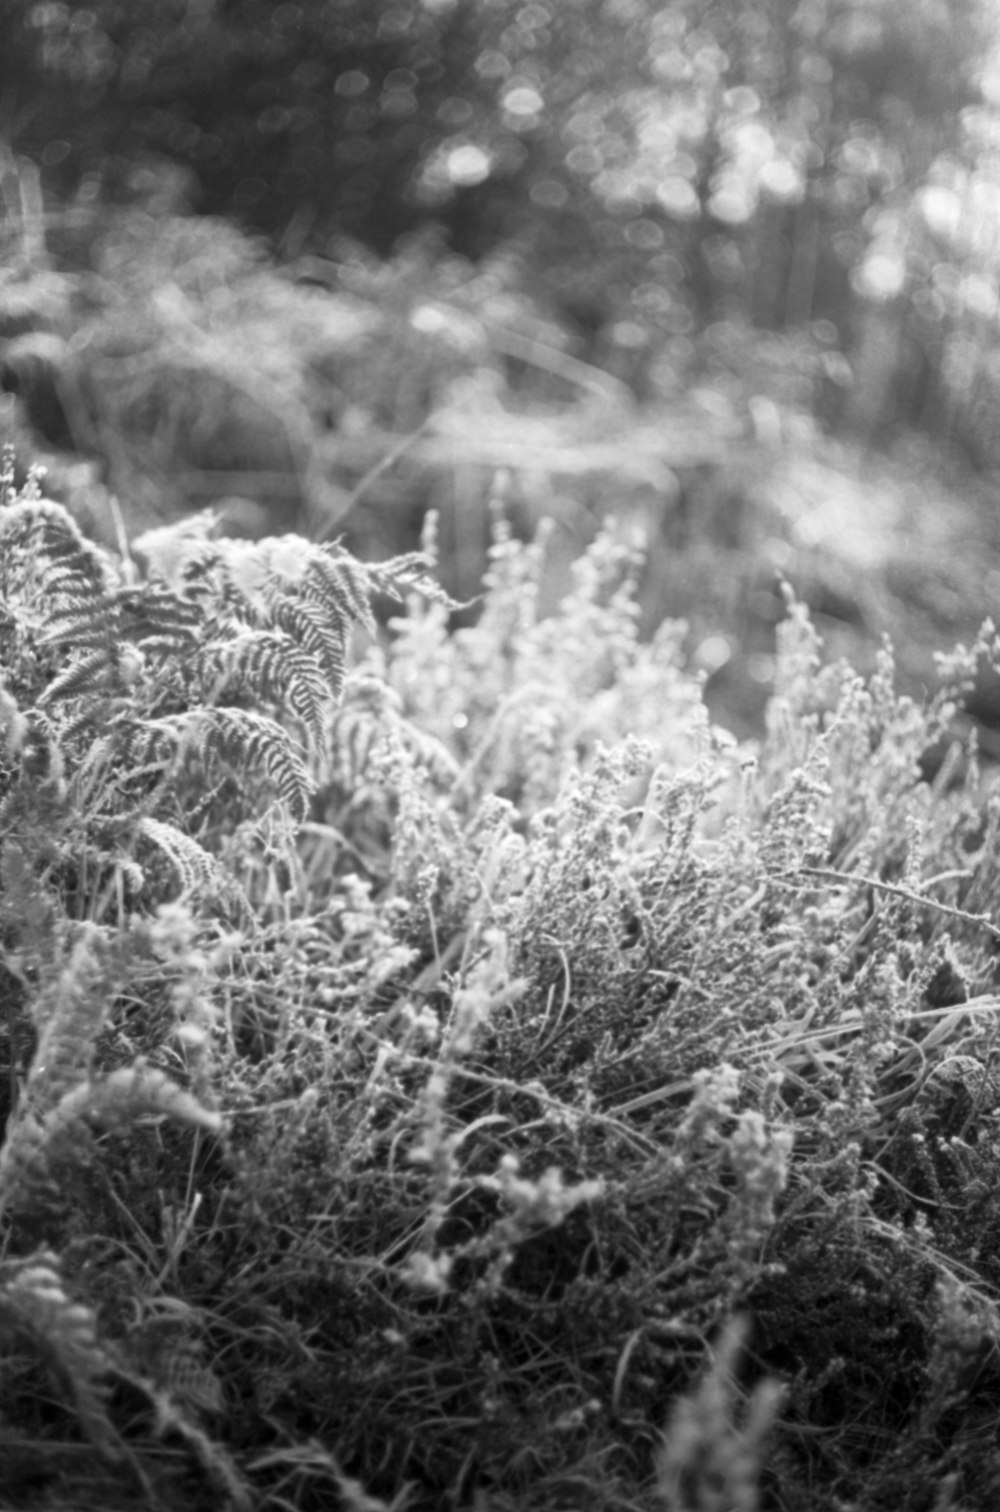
[795,865,1000,943]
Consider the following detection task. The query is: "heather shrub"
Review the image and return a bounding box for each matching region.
[3,466,1000,1511]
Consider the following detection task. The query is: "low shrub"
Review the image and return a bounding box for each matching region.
[3,463,1000,1511]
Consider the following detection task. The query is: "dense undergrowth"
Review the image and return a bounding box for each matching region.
[5,460,1000,1512]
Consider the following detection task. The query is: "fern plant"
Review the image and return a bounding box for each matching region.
[0,471,448,913]
[0,469,453,1501]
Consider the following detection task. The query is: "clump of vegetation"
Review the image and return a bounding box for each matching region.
[4,457,1000,1511]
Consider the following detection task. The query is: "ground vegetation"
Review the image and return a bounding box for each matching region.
[5,4,1000,1507]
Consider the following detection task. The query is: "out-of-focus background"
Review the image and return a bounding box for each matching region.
[4,0,1000,737]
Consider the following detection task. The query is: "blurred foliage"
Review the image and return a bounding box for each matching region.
[2,0,480,249]
[5,167,1000,756]
[6,0,1000,462]
[7,1,1000,749]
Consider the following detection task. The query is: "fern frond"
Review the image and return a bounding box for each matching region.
[327,701,389,790]
[38,647,115,705]
[114,582,203,658]
[365,549,457,611]
[272,595,349,699]
[328,677,459,792]
[0,498,113,597]
[65,718,168,815]
[0,1251,116,1457]
[137,816,225,898]
[66,730,127,810]
[203,707,312,820]
[150,707,312,822]
[200,630,331,747]
[58,710,179,819]
[307,546,377,637]
[54,698,110,751]
[255,637,330,746]
[39,609,116,652]
[164,1339,226,1419]
[0,501,118,679]
[399,720,462,786]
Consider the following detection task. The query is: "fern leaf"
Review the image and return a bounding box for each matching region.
[67,716,177,814]
[38,647,115,705]
[113,716,175,774]
[137,816,225,898]
[152,707,312,822]
[262,639,330,746]
[66,730,127,810]
[0,502,117,664]
[229,714,312,820]
[202,630,331,746]
[272,595,349,699]
[164,1336,226,1419]
[307,546,377,637]
[0,498,112,593]
[366,549,457,611]
[55,698,110,751]
[39,605,117,651]
[210,707,313,820]
[115,582,203,657]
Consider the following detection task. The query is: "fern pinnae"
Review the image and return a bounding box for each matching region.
[307,547,378,637]
[66,729,132,813]
[208,629,331,748]
[116,581,203,651]
[368,549,457,612]
[0,497,107,581]
[137,815,225,899]
[161,706,313,822]
[273,639,331,747]
[272,594,349,699]
[39,597,119,651]
[222,707,312,821]
[0,504,117,653]
[38,646,116,706]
